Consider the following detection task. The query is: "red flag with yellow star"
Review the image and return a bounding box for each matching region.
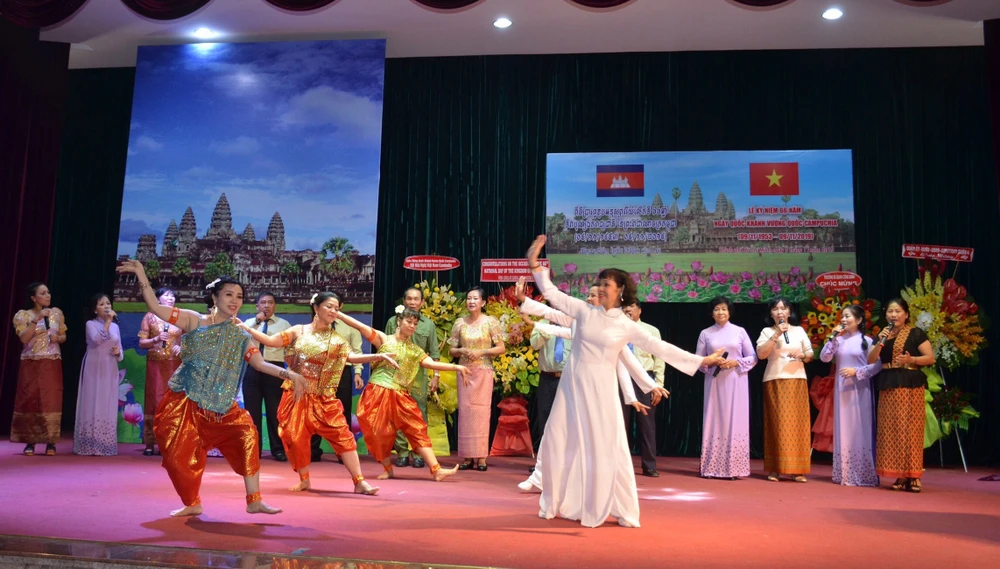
[749,162,799,196]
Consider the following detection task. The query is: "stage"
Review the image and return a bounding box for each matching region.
[1,440,998,569]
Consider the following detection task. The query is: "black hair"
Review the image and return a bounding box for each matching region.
[311,291,343,316]
[26,282,47,309]
[155,287,176,301]
[87,292,111,319]
[403,287,424,300]
[204,276,243,309]
[396,307,422,324]
[764,296,799,326]
[709,296,734,314]
[597,268,637,307]
[842,304,869,350]
[884,297,910,323]
[255,290,277,304]
[466,286,488,306]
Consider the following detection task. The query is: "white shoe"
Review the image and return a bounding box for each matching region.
[518,479,540,492]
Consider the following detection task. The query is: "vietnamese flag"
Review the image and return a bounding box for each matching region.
[596,164,644,197]
[749,162,799,196]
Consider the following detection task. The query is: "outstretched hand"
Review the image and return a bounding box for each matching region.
[650,387,670,406]
[117,259,147,280]
[515,276,528,302]
[379,353,400,370]
[526,235,546,267]
[630,400,651,416]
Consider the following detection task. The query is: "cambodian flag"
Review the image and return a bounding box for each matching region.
[596,164,644,197]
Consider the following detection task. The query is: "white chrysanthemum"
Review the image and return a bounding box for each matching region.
[915,311,933,330]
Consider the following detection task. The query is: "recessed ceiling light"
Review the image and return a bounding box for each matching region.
[193,27,217,40]
[493,17,512,29]
[822,8,843,20]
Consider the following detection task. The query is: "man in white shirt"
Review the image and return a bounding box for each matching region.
[622,301,665,477]
[241,291,291,461]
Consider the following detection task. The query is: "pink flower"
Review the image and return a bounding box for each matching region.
[806,283,816,292]
[749,288,762,300]
[579,285,589,294]
[691,261,703,272]
[664,263,675,273]
[631,273,642,284]
[564,263,578,274]
[729,284,742,294]
[651,284,663,295]
[789,267,801,276]
[771,284,782,293]
[697,278,709,288]
[646,293,659,302]
[741,271,753,281]
[687,291,699,299]
[558,282,571,293]
[122,402,143,427]
[651,272,662,281]
[672,283,687,291]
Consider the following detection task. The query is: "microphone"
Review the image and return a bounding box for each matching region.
[162,322,169,349]
[43,316,50,330]
[779,318,789,344]
[874,322,894,346]
[712,351,730,377]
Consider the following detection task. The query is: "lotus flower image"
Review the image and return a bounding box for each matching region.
[122,402,143,427]
[563,263,578,274]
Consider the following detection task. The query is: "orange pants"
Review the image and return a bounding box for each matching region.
[277,392,357,472]
[356,383,432,463]
[154,390,260,507]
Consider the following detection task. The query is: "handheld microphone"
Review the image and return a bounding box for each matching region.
[779,318,789,344]
[712,351,730,377]
[874,322,894,346]
[43,316,50,330]
[162,322,169,349]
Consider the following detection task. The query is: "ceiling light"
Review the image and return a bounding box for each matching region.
[193,27,217,40]
[493,18,512,29]
[822,8,843,20]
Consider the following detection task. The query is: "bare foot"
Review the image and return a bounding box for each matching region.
[354,480,379,495]
[246,500,282,514]
[433,465,459,482]
[289,479,311,492]
[169,505,203,517]
[377,469,395,480]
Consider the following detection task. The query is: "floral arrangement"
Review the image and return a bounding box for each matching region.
[922,367,979,447]
[552,261,820,303]
[901,259,988,371]
[486,283,545,397]
[405,279,468,417]
[799,286,881,350]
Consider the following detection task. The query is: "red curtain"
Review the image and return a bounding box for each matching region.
[262,0,340,11]
[0,19,70,434]
[0,0,89,27]
[119,0,212,21]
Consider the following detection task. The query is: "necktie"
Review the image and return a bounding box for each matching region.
[628,343,635,353]
[554,337,564,364]
[260,319,268,351]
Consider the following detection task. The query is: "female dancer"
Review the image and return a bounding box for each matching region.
[755,297,813,482]
[820,305,880,486]
[525,235,724,527]
[449,287,505,471]
[335,307,466,481]
[117,260,307,516]
[138,287,183,456]
[11,282,67,456]
[696,297,757,479]
[867,298,935,493]
[241,291,394,495]
[74,293,123,456]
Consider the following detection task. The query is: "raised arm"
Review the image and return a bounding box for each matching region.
[116,260,201,332]
[756,326,780,360]
[85,319,114,347]
[336,311,387,349]
[820,336,837,363]
[240,322,301,349]
[521,297,575,327]
[526,235,588,320]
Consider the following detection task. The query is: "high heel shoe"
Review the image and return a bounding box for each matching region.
[457,460,475,471]
[476,463,488,472]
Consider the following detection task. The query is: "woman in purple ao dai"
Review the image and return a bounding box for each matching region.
[819,305,880,487]
[695,296,756,479]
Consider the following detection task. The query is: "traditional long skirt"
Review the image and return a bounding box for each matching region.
[10,358,63,444]
[701,372,750,478]
[875,387,925,479]
[144,359,181,445]
[832,375,878,486]
[277,392,357,472]
[762,378,812,475]
[457,366,494,458]
[154,389,260,507]
[356,383,432,463]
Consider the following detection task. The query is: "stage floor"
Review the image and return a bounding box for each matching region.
[1,441,999,569]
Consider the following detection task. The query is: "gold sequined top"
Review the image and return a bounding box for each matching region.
[138,312,182,361]
[285,327,354,397]
[448,316,503,370]
[13,308,66,360]
[369,335,428,392]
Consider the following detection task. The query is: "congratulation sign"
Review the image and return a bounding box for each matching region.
[901,244,974,262]
[403,255,460,271]
[481,259,551,282]
[815,271,863,291]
